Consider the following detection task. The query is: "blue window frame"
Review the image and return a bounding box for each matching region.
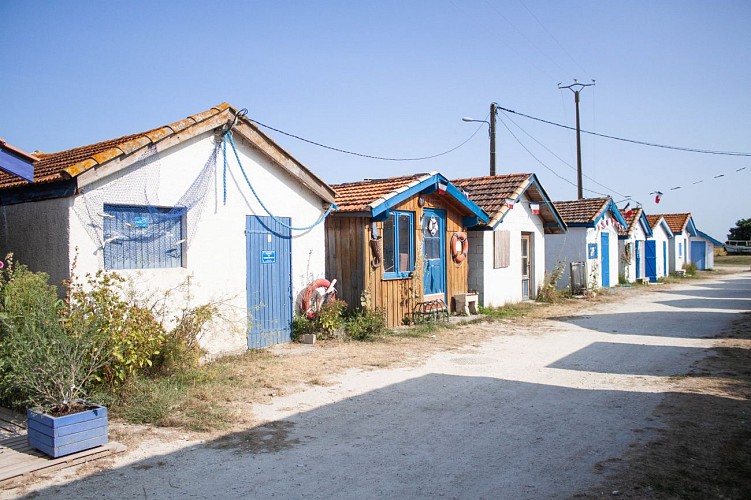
[382,211,414,279]
[103,204,185,270]
[679,242,683,258]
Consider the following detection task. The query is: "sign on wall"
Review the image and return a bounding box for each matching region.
[261,250,277,264]
[587,243,598,259]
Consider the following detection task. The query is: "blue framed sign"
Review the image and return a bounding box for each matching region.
[261,250,277,264]
[587,243,598,259]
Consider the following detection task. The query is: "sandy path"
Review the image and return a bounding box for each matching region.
[6,273,749,499]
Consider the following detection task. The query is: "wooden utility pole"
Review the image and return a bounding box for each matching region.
[490,102,497,176]
[559,80,595,199]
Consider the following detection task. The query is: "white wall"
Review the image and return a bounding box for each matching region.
[470,195,546,307]
[546,213,619,290]
[669,234,690,273]
[19,131,328,356]
[0,196,72,288]
[618,223,647,283]
[649,225,671,278]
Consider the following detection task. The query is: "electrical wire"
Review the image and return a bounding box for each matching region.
[496,113,610,198]
[248,117,486,162]
[498,106,751,156]
[500,110,628,198]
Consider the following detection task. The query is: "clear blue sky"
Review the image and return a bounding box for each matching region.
[2,1,749,240]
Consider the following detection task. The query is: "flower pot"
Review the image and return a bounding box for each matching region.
[27,404,108,458]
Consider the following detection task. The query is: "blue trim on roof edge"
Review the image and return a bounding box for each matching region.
[370,173,489,226]
[592,198,628,227]
[697,230,723,246]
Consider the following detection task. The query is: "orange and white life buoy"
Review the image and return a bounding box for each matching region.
[301,278,337,318]
[450,232,469,263]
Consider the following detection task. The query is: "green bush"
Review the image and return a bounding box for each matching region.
[292,314,315,341]
[683,262,697,275]
[537,264,566,303]
[65,271,165,387]
[0,256,111,409]
[344,308,387,340]
[150,303,216,376]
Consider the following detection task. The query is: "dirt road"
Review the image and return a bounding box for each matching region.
[7,272,751,499]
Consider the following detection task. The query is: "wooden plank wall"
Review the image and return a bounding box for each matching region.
[325,216,366,310]
[326,192,470,327]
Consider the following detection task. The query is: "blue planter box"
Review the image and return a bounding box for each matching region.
[27,405,108,458]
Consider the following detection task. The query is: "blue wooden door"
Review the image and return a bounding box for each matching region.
[663,241,668,276]
[246,216,292,349]
[600,232,610,287]
[635,241,642,279]
[422,209,446,297]
[645,240,657,282]
[691,241,706,270]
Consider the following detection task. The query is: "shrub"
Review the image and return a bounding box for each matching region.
[312,299,346,339]
[537,264,565,303]
[292,314,315,341]
[344,308,387,340]
[151,303,217,375]
[65,271,165,387]
[0,255,111,410]
[683,262,697,275]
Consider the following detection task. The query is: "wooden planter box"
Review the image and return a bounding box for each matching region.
[27,405,108,458]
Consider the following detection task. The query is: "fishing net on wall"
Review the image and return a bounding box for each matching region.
[73,142,220,266]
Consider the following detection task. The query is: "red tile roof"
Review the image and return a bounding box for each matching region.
[0,104,231,190]
[651,213,692,235]
[618,207,642,236]
[451,174,531,214]
[553,197,610,224]
[331,173,433,212]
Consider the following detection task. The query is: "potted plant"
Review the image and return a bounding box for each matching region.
[0,256,112,458]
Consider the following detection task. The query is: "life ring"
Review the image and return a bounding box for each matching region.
[450,232,469,263]
[301,278,337,318]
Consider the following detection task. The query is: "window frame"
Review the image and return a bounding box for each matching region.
[102,203,186,270]
[382,210,415,280]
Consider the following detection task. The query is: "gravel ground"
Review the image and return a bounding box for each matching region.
[5,271,750,499]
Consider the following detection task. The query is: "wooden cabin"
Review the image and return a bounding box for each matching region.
[326,172,489,327]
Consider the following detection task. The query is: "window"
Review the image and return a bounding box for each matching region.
[679,242,683,258]
[382,211,414,278]
[103,204,185,270]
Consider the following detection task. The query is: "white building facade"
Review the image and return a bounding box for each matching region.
[0,103,336,355]
[453,174,565,307]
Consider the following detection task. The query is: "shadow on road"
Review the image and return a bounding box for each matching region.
[549,310,735,338]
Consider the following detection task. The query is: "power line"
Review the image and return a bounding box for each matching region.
[247,117,486,162]
[496,113,611,198]
[498,106,751,156]
[501,110,628,198]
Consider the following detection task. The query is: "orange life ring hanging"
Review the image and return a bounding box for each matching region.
[450,231,469,263]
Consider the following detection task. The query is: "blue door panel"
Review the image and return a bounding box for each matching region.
[663,241,668,276]
[691,241,706,270]
[422,209,446,296]
[645,240,657,282]
[600,232,610,287]
[246,216,292,349]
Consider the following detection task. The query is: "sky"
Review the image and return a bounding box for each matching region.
[2,1,750,240]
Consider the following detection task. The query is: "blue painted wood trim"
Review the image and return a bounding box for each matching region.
[462,215,479,227]
[369,173,489,224]
[685,217,698,236]
[593,199,628,227]
[638,212,654,237]
[0,179,76,206]
[0,149,34,182]
[697,230,723,246]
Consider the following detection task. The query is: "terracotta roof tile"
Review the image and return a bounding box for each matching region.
[0,103,231,191]
[331,173,431,212]
[645,214,663,230]
[553,197,610,224]
[651,213,692,234]
[618,207,642,236]
[451,174,531,215]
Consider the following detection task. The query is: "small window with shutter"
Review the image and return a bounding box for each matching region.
[494,230,510,268]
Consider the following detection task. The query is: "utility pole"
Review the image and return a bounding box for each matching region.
[558,80,595,199]
[489,102,497,176]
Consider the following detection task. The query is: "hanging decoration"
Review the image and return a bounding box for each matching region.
[505,198,516,209]
[530,203,540,215]
[651,191,663,204]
